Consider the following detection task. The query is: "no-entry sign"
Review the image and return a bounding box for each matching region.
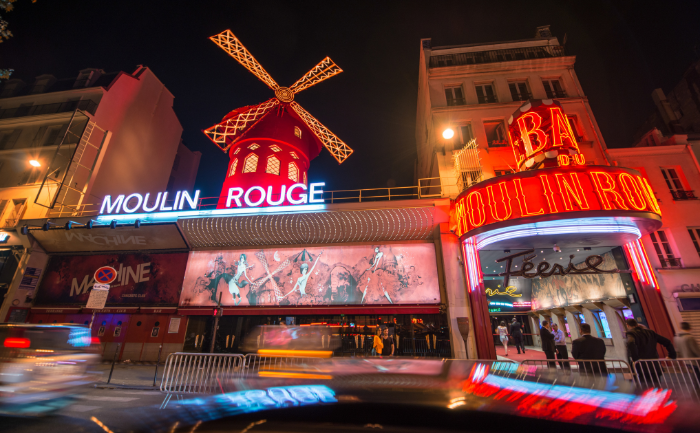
[94,266,117,284]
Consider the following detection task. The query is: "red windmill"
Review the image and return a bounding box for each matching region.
[204,30,353,209]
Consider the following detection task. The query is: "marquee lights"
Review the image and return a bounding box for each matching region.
[454,165,660,237]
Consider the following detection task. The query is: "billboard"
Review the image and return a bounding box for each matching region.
[179,244,441,307]
[484,278,532,312]
[34,252,188,306]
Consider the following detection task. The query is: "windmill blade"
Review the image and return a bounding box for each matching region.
[203,98,279,152]
[210,30,279,91]
[289,57,343,95]
[290,102,353,163]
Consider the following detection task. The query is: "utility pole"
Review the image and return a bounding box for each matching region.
[210,292,222,353]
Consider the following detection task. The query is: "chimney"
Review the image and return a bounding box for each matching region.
[652,88,684,134]
[535,25,552,39]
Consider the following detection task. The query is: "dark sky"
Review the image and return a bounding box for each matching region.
[2,0,699,198]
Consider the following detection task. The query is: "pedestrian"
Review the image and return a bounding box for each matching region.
[673,322,700,381]
[626,319,677,385]
[380,327,395,356]
[372,327,383,357]
[540,320,556,368]
[571,323,607,375]
[510,317,525,354]
[497,321,509,356]
[551,323,570,370]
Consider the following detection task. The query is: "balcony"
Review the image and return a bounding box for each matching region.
[659,257,682,268]
[0,99,97,120]
[511,93,532,102]
[446,98,466,106]
[477,95,498,104]
[544,90,567,98]
[430,45,565,68]
[488,140,510,148]
[671,190,698,200]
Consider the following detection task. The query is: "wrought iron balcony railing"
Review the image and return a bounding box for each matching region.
[489,140,510,148]
[659,257,682,268]
[430,45,565,68]
[0,99,97,120]
[511,93,532,101]
[671,190,698,200]
[446,98,466,106]
[477,95,498,104]
[544,90,567,99]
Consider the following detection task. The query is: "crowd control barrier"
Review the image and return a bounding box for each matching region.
[159,353,245,394]
[633,358,700,401]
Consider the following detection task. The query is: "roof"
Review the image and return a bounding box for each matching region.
[0,72,120,99]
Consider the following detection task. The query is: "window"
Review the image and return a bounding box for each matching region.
[650,230,680,267]
[248,143,260,150]
[269,145,282,152]
[456,124,474,145]
[508,82,530,101]
[228,158,238,177]
[233,148,241,155]
[444,86,465,106]
[266,155,280,175]
[243,153,258,173]
[484,121,508,147]
[289,151,299,159]
[303,172,307,184]
[542,79,567,98]
[595,311,613,338]
[661,167,695,200]
[494,169,511,177]
[475,84,497,104]
[44,126,62,146]
[0,130,19,150]
[688,227,700,258]
[294,126,302,138]
[2,198,26,228]
[288,162,299,182]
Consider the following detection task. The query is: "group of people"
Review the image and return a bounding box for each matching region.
[372,326,395,356]
[495,318,527,356]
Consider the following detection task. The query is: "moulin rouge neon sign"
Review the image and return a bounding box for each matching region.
[99,183,325,215]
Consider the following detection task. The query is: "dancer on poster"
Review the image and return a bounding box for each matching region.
[285,251,323,297]
[228,254,253,305]
[367,247,384,273]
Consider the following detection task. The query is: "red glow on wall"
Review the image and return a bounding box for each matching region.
[453,165,661,237]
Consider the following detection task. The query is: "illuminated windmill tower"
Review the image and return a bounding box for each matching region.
[204,30,353,208]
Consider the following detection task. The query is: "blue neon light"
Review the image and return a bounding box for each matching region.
[475,217,641,250]
[95,204,327,225]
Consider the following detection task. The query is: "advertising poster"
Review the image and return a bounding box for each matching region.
[484,278,532,312]
[179,244,441,307]
[531,252,625,310]
[34,252,188,306]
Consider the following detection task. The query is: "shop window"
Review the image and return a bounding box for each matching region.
[269,145,282,152]
[688,227,700,258]
[650,230,680,267]
[288,162,299,182]
[243,153,258,173]
[508,81,530,101]
[444,85,465,106]
[228,158,238,177]
[266,155,280,175]
[595,311,613,338]
[542,78,567,98]
[621,308,634,321]
[248,143,260,150]
[484,121,508,147]
[475,83,497,104]
[294,126,302,138]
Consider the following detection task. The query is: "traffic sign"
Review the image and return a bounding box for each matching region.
[94,266,117,284]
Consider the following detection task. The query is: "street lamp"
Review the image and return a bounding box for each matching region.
[442,128,454,139]
[29,160,40,167]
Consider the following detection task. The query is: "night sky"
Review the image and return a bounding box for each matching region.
[2,0,699,198]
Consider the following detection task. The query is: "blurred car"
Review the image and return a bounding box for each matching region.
[0,323,100,415]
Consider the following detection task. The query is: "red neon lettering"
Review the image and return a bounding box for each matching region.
[508,129,525,168]
[539,175,559,213]
[550,107,580,151]
[573,153,585,165]
[557,155,570,166]
[486,182,512,221]
[466,191,486,228]
[513,178,544,217]
[589,171,629,210]
[454,200,468,236]
[516,112,548,156]
[554,172,590,211]
[636,176,662,215]
[618,173,647,211]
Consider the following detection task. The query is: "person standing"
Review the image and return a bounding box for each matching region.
[510,318,525,354]
[674,322,700,381]
[497,321,509,356]
[571,323,607,375]
[372,327,383,357]
[380,327,395,356]
[540,320,556,367]
[626,319,676,384]
[551,323,570,370]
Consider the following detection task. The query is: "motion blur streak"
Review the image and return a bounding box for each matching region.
[90,416,115,433]
[461,364,677,427]
[257,349,333,358]
[258,371,333,380]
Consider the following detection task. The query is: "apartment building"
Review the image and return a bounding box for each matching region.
[0,66,201,321]
[416,25,609,197]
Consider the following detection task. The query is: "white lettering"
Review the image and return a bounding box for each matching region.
[143,192,162,212]
[70,275,93,296]
[99,195,125,214]
[179,190,200,210]
[244,186,266,207]
[139,262,151,282]
[267,185,286,206]
[173,191,182,210]
[122,193,144,213]
[160,192,173,211]
[227,187,244,208]
[287,184,308,205]
[309,182,325,203]
[126,266,139,285]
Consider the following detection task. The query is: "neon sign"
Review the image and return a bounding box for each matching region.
[454,165,660,237]
[485,285,522,297]
[225,182,325,208]
[100,190,201,215]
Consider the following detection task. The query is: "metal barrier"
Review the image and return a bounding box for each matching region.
[517,359,633,381]
[243,353,326,378]
[633,358,700,401]
[159,353,245,394]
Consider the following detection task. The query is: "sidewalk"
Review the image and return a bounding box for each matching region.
[92,363,165,389]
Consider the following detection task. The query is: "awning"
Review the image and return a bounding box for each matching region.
[219,305,440,316]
